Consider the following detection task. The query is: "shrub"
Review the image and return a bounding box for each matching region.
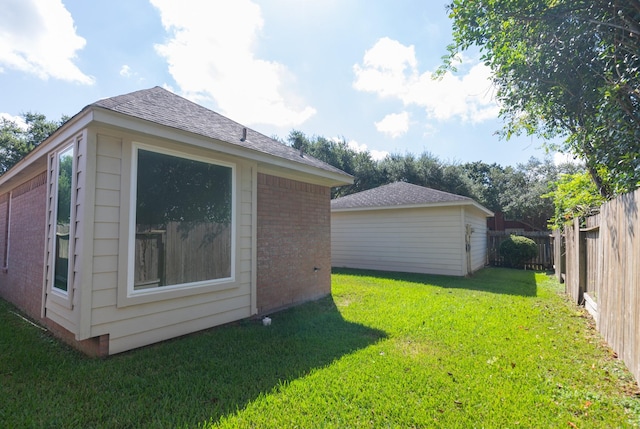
[499,235,538,269]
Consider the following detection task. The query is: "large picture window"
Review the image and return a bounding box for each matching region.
[132,148,234,292]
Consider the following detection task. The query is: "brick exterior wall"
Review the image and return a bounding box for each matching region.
[256,173,332,314]
[0,171,109,357]
[0,172,47,322]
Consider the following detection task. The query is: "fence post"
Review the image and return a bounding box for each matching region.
[553,229,564,283]
[576,218,587,304]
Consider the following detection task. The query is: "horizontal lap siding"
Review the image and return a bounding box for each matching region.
[331,207,464,276]
[91,133,254,355]
[465,210,488,273]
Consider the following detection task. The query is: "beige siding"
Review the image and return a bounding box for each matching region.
[44,133,87,334]
[331,207,465,276]
[465,209,488,273]
[88,132,255,354]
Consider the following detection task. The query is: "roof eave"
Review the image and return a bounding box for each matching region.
[91,107,353,187]
[0,109,94,189]
[332,199,493,216]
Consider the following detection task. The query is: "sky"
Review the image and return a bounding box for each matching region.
[0,0,565,167]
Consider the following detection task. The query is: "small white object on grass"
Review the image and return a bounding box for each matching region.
[262,316,272,326]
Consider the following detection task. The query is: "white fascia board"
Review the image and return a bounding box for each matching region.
[91,108,353,188]
[471,202,494,217]
[332,200,493,215]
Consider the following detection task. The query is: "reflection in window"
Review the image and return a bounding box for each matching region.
[54,146,73,292]
[134,149,233,290]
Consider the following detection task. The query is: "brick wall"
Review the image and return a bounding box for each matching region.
[256,173,332,314]
[0,172,47,321]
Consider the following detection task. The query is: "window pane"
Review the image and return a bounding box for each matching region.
[134,149,232,289]
[54,147,73,292]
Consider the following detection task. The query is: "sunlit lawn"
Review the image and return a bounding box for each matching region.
[1,268,638,428]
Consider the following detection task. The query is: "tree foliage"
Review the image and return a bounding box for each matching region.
[284,129,582,230]
[0,112,67,174]
[444,0,640,198]
[543,172,606,229]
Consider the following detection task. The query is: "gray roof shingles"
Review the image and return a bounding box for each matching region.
[90,86,348,176]
[331,181,473,209]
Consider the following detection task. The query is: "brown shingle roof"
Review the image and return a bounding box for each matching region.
[331,181,475,210]
[90,86,348,176]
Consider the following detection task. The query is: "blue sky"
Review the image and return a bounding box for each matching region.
[0,0,563,166]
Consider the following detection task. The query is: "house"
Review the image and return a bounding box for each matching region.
[331,182,493,276]
[487,211,547,233]
[0,86,352,356]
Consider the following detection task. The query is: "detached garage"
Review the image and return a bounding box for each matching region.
[331,182,493,276]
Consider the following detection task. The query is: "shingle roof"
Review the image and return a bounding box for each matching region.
[90,86,348,177]
[331,181,477,210]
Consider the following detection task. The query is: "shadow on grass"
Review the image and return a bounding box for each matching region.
[332,266,538,297]
[0,296,385,428]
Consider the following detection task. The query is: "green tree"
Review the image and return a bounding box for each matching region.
[461,157,581,229]
[543,172,606,229]
[283,130,590,229]
[444,0,640,198]
[0,112,67,174]
[285,130,384,197]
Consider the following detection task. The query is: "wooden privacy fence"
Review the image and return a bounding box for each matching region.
[487,231,554,270]
[555,189,640,383]
[135,221,231,289]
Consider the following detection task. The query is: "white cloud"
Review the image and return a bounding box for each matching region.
[374,111,410,139]
[353,37,499,131]
[0,113,27,130]
[119,65,132,77]
[340,138,389,161]
[119,64,145,83]
[150,0,315,128]
[370,149,390,161]
[0,0,93,84]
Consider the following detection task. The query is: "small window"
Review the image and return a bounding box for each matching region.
[53,146,74,293]
[130,147,234,293]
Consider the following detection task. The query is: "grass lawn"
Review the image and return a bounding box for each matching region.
[1,268,639,428]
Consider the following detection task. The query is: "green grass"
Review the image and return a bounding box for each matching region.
[1,268,639,428]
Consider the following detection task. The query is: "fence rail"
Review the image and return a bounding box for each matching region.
[556,189,640,384]
[487,231,553,271]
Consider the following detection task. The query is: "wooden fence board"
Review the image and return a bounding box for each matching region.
[487,231,553,270]
[559,188,640,384]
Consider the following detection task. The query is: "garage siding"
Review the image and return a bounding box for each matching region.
[331,206,465,276]
[465,209,489,273]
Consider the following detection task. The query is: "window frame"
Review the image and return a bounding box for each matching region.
[126,143,237,299]
[51,144,76,297]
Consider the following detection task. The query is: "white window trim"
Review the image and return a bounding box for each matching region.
[49,143,77,304]
[126,142,237,298]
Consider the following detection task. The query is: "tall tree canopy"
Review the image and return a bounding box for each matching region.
[284,130,579,229]
[444,0,640,198]
[0,112,67,174]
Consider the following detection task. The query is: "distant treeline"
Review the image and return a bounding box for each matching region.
[282,130,583,230]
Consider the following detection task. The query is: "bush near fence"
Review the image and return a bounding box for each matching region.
[487,231,553,271]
